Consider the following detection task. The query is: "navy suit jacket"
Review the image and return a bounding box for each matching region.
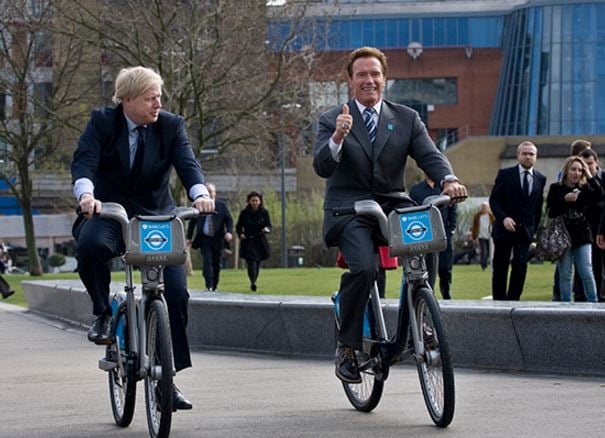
[187,200,233,250]
[313,99,454,246]
[489,165,546,242]
[71,104,204,217]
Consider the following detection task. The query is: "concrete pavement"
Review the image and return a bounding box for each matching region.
[1,302,604,438]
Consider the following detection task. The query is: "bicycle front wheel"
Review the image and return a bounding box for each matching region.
[413,287,455,427]
[107,304,136,427]
[144,299,174,438]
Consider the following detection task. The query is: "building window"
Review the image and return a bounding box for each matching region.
[34,82,52,117]
[308,81,349,111]
[385,78,458,106]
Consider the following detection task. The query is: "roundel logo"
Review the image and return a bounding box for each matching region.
[144,228,168,251]
[405,220,428,241]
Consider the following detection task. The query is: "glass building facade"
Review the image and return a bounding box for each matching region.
[269,0,605,137]
[491,2,605,135]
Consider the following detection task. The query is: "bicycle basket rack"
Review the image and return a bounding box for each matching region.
[387,205,447,257]
[124,216,188,266]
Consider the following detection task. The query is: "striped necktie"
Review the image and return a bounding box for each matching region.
[363,107,376,144]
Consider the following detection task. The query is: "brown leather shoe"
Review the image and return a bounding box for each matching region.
[335,345,361,383]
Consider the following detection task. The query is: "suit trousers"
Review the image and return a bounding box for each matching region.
[491,235,531,300]
[200,236,222,290]
[336,216,379,351]
[74,216,192,371]
[426,239,453,300]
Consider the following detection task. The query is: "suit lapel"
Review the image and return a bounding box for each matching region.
[116,126,130,177]
[373,102,395,160]
[348,100,373,160]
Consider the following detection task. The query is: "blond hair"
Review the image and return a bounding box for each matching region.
[561,156,589,187]
[112,66,163,104]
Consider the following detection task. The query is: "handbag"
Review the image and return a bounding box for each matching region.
[536,216,572,262]
[335,246,398,270]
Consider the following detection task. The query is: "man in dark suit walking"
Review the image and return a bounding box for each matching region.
[313,47,467,384]
[186,183,233,291]
[71,66,214,410]
[489,141,546,300]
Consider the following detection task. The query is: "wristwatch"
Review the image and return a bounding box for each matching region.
[440,174,459,188]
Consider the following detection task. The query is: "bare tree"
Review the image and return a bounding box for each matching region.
[58,0,320,201]
[0,0,92,275]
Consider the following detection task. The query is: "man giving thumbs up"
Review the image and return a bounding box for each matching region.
[312,46,467,384]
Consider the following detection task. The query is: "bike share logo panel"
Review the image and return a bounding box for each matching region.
[139,221,172,253]
[399,211,433,245]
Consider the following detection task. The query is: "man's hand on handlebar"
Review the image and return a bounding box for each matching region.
[441,181,468,204]
[79,193,102,218]
[193,195,215,213]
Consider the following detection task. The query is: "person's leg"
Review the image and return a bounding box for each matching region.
[246,260,258,290]
[438,243,453,299]
[479,239,489,270]
[376,268,386,299]
[74,217,124,317]
[336,217,377,351]
[573,244,598,302]
[507,240,531,300]
[200,242,214,290]
[492,239,512,300]
[211,247,222,290]
[163,264,192,371]
[425,252,437,290]
[557,249,574,302]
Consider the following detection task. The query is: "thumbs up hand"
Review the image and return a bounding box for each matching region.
[332,104,353,144]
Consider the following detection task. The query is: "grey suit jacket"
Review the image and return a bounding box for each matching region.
[313,99,454,246]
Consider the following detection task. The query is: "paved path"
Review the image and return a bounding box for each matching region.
[1,302,604,438]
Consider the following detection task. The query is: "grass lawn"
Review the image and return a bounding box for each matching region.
[2,262,558,308]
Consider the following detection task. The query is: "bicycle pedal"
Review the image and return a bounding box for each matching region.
[357,356,379,371]
[98,358,117,371]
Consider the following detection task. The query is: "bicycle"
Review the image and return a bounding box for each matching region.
[93,202,201,438]
[332,194,459,427]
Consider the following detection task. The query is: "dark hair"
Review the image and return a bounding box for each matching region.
[246,191,263,206]
[579,148,598,161]
[570,139,591,156]
[346,46,388,79]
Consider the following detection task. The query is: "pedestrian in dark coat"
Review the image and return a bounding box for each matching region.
[236,191,271,291]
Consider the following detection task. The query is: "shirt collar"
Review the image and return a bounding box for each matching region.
[518,164,533,176]
[124,114,145,132]
[354,99,382,117]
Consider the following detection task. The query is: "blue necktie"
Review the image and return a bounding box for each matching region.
[363,107,377,144]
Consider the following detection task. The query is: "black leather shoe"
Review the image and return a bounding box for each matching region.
[335,345,361,384]
[250,284,257,292]
[87,315,114,345]
[173,385,193,411]
[1,289,14,300]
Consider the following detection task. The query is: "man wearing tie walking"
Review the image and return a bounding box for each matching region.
[313,47,467,383]
[489,141,547,301]
[186,183,233,291]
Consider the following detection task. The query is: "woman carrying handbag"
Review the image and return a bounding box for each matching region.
[546,156,602,302]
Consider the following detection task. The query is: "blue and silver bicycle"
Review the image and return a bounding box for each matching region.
[332,195,458,427]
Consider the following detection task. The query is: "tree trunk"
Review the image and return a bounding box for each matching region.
[21,196,42,276]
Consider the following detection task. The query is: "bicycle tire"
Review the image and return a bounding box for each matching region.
[107,303,136,427]
[145,299,174,438]
[413,287,455,427]
[341,325,385,412]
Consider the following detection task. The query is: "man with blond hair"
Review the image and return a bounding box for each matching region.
[489,141,546,300]
[71,66,214,410]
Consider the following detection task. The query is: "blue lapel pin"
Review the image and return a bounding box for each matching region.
[387,123,394,131]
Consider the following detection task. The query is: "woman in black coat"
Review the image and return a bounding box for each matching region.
[546,156,601,302]
[236,191,272,291]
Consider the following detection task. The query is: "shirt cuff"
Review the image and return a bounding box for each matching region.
[190,183,209,200]
[328,138,343,162]
[73,178,94,200]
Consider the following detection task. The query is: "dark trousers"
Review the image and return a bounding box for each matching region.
[426,239,453,299]
[492,237,531,300]
[336,216,379,351]
[200,237,222,290]
[74,216,192,371]
[478,238,490,270]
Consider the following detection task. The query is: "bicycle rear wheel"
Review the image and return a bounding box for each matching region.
[413,287,455,427]
[107,304,136,427]
[145,299,174,438]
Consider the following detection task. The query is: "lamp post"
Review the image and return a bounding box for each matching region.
[280,103,301,268]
